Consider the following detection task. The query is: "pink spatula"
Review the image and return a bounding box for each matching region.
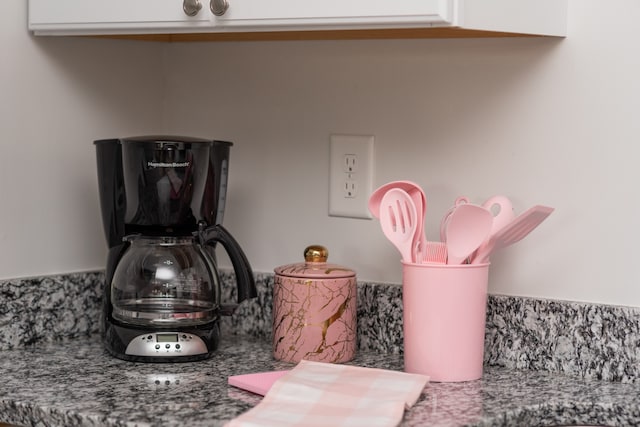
[472,205,554,264]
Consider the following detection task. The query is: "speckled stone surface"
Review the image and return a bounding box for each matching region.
[3,271,640,425]
[1,335,640,427]
[0,272,102,349]
[3,270,640,385]
[485,295,640,383]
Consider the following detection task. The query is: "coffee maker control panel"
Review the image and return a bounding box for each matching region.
[125,332,208,357]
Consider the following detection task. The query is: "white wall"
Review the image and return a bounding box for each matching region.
[3,0,640,307]
[0,1,165,279]
[162,0,640,306]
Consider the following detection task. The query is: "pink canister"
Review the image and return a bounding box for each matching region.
[273,245,357,363]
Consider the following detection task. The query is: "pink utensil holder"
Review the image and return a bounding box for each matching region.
[402,262,489,382]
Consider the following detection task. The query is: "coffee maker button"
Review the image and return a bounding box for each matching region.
[148,335,153,340]
[175,344,181,350]
[155,344,161,350]
[165,344,171,349]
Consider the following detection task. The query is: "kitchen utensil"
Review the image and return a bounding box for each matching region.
[482,195,515,235]
[472,205,554,264]
[369,181,426,262]
[273,245,357,363]
[439,196,470,242]
[445,204,493,265]
[380,188,419,263]
[424,241,447,264]
[472,195,516,262]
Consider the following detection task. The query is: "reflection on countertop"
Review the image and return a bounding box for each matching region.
[0,334,638,427]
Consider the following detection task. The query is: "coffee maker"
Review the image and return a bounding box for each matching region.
[94,135,256,362]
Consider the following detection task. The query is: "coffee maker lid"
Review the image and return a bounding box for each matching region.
[120,135,233,147]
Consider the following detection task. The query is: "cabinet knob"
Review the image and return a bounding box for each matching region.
[210,0,229,16]
[183,0,202,16]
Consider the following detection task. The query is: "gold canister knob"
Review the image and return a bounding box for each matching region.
[304,245,328,263]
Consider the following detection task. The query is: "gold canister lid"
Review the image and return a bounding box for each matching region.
[274,245,355,279]
[304,245,328,263]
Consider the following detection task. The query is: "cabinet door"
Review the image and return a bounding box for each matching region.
[212,0,453,30]
[29,0,211,33]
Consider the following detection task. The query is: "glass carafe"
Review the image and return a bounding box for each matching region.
[111,235,220,327]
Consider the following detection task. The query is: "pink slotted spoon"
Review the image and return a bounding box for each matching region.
[379,188,418,263]
[369,181,426,263]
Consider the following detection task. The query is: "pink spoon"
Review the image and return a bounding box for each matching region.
[445,204,493,265]
[439,196,469,242]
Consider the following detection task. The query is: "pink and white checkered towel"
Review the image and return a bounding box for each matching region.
[225,360,429,427]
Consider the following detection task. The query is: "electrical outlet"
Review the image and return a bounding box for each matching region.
[344,179,357,198]
[344,155,357,173]
[329,134,374,219]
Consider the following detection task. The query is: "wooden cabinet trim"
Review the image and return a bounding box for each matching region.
[92,27,553,42]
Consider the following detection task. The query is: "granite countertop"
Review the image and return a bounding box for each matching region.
[1,334,639,427]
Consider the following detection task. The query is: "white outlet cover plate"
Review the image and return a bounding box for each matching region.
[329,134,374,219]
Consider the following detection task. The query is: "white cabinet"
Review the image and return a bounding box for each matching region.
[28,0,212,33]
[28,0,567,39]
[211,0,452,30]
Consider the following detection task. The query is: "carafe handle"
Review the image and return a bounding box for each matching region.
[200,224,257,314]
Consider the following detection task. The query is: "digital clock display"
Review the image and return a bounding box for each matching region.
[156,333,178,343]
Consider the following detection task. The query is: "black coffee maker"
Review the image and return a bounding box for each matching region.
[94,135,256,362]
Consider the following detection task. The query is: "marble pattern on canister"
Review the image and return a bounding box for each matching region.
[0,272,102,350]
